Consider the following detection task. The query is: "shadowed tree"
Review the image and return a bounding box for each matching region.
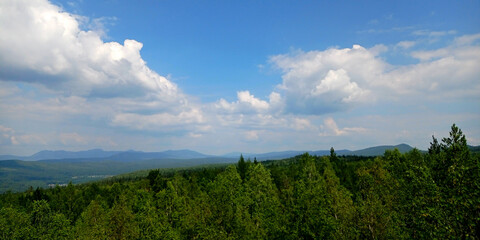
[238,154,247,181]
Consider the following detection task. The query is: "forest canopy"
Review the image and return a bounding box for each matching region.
[0,124,479,239]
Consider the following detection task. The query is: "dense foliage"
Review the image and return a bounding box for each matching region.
[0,124,479,239]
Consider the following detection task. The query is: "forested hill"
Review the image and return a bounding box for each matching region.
[0,144,419,193]
[0,124,479,239]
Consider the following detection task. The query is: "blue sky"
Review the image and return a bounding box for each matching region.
[0,0,479,155]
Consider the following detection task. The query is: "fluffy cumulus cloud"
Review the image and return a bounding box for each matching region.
[210,33,480,147]
[269,35,480,114]
[0,0,176,100]
[215,91,283,114]
[0,0,203,133]
[270,45,383,114]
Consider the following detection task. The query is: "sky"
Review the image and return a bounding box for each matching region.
[0,0,479,156]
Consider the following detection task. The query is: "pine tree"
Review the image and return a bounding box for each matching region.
[238,154,247,181]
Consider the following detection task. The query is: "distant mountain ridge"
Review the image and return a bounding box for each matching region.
[0,149,120,161]
[2,144,478,193]
[348,143,414,157]
[106,150,210,162]
[228,144,414,160]
[0,143,432,162]
[0,149,211,161]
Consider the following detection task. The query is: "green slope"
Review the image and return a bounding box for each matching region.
[348,143,414,156]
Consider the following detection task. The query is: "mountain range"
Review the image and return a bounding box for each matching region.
[1,144,416,162]
[2,144,479,193]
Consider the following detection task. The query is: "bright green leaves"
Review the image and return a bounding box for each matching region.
[244,163,284,239]
[355,159,405,239]
[75,200,108,240]
[431,124,480,238]
[0,207,31,240]
[31,200,73,239]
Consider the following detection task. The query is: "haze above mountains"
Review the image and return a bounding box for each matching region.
[1,144,416,162]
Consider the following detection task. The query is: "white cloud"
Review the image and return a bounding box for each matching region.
[0,125,14,135]
[412,29,457,37]
[60,132,87,145]
[310,69,369,103]
[270,45,384,114]
[396,41,416,49]
[391,43,480,95]
[292,118,315,131]
[0,0,478,155]
[269,35,480,114]
[410,48,450,61]
[0,125,47,146]
[111,108,204,131]
[454,33,480,46]
[237,91,269,110]
[215,90,283,114]
[0,0,203,135]
[0,0,185,105]
[244,131,259,141]
[0,125,16,145]
[321,117,367,136]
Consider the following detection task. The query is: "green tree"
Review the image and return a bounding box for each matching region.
[155,178,186,238]
[322,158,357,239]
[330,147,338,162]
[31,200,73,239]
[107,195,139,240]
[208,165,250,238]
[238,154,247,181]
[288,153,336,239]
[75,200,108,240]
[432,124,480,238]
[385,149,442,238]
[428,135,441,155]
[0,207,32,240]
[137,186,181,240]
[244,163,285,239]
[355,158,405,239]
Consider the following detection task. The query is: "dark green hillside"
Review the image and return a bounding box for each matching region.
[348,143,414,156]
[0,124,478,239]
[469,145,480,153]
